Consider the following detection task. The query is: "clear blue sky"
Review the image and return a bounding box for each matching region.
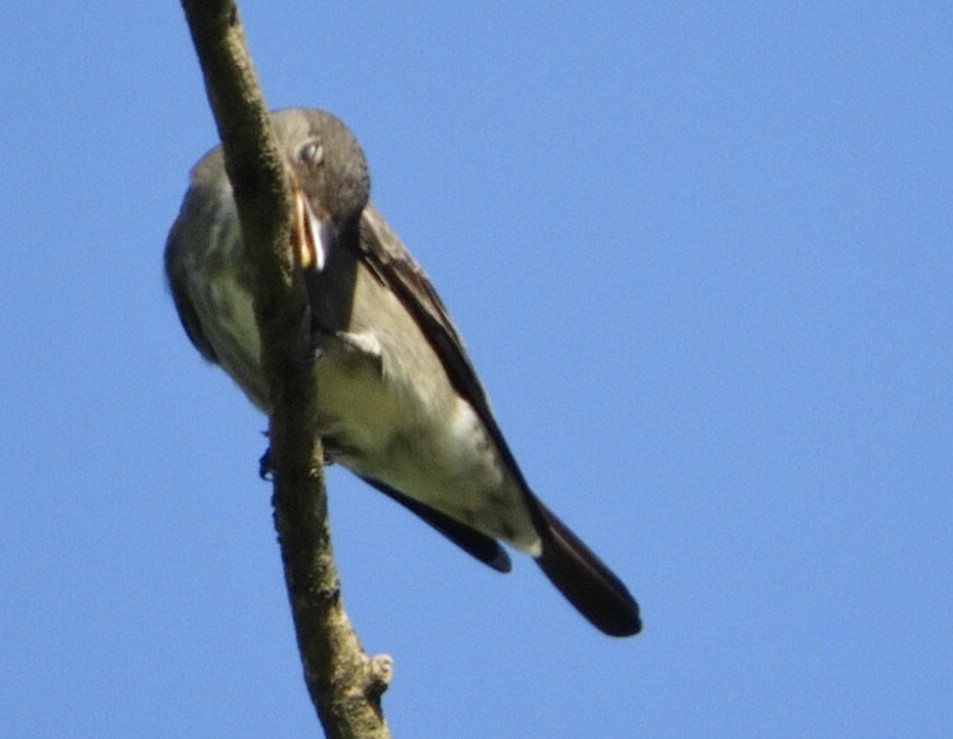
[2,3,950,736]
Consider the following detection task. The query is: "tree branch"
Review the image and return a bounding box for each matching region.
[178,2,392,735]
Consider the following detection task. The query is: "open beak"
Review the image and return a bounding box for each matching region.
[291,186,333,272]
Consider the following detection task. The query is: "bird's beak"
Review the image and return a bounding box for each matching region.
[291,186,333,272]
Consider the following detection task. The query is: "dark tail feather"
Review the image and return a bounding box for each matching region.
[532,500,642,637]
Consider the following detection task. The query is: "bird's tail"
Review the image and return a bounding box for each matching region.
[531,499,642,637]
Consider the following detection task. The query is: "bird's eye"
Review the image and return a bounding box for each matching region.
[298,139,324,167]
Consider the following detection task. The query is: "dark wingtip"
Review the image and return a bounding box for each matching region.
[489,547,514,574]
[359,476,513,573]
[533,500,642,637]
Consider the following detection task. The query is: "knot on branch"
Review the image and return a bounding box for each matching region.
[365,654,394,699]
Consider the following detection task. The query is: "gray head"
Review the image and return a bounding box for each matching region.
[273,108,370,224]
[270,109,370,270]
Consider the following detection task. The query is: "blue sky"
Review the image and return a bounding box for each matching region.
[2,3,951,736]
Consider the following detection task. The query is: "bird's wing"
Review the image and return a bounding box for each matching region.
[357,205,642,637]
[165,183,223,365]
[357,204,535,498]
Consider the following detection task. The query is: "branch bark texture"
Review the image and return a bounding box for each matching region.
[178,2,392,735]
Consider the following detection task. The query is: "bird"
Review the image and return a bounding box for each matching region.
[165,108,641,637]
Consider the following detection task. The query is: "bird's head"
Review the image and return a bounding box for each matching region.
[273,108,370,271]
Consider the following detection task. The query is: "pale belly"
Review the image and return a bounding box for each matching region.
[314,331,539,551]
[202,269,540,552]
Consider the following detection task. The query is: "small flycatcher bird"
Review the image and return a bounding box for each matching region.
[165,108,641,636]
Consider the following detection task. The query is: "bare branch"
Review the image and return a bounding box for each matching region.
[178,2,392,735]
